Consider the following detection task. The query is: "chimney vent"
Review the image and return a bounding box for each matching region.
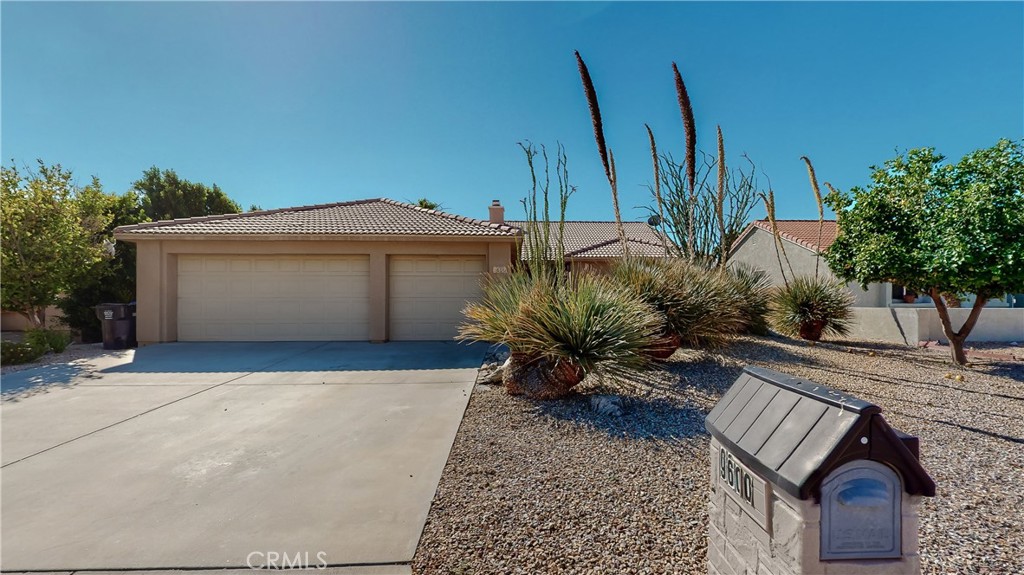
[488,200,505,224]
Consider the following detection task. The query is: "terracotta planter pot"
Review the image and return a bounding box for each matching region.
[902,294,918,304]
[503,352,584,400]
[798,319,827,341]
[645,331,681,361]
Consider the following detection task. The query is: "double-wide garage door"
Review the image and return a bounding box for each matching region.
[178,255,371,341]
[177,255,483,341]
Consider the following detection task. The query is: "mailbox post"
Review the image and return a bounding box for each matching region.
[705,366,935,575]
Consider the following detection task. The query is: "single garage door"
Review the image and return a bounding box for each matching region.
[178,255,370,341]
[389,255,485,341]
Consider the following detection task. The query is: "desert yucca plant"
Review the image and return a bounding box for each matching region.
[726,263,773,336]
[611,258,742,351]
[611,258,685,358]
[459,270,663,399]
[667,260,745,348]
[769,275,854,341]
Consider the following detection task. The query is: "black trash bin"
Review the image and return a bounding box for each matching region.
[95,303,133,350]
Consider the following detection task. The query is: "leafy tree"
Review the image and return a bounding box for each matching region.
[1,161,113,327]
[825,140,1024,365]
[56,191,148,341]
[134,166,241,220]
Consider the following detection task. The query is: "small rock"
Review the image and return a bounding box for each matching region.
[477,356,510,385]
[590,394,624,417]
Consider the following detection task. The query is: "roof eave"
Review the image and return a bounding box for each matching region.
[114,232,521,243]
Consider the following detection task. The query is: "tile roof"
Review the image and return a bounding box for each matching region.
[114,198,521,238]
[508,221,670,259]
[738,220,838,253]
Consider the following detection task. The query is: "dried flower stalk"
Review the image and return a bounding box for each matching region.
[716,126,727,267]
[673,62,697,259]
[646,124,669,256]
[576,51,628,255]
[762,190,793,287]
[801,156,825,279]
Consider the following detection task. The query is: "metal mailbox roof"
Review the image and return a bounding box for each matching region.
[706,366,936,501]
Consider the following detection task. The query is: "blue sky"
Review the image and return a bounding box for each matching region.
[3,1,1021,223]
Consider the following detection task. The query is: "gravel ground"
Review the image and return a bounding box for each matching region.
[413,336,1023,575]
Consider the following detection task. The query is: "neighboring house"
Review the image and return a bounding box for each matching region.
[728,219,885,306]
[729,219,1022,343]
[114,199,520,344]
[505,217,670,273]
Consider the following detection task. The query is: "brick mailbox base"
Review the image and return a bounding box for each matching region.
[708,437,923,575]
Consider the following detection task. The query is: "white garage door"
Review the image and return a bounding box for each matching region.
[389,256,485,341]
[178,255,370,341]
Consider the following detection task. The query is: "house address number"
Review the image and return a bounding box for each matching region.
[718,445,771,532]
[720,447,756,505]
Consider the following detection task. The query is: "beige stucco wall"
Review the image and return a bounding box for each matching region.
[1,307,66,331]
[849,307,1024,345]
[728,227,882,306]
[122,236,515,344]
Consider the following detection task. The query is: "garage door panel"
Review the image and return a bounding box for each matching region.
[254,259,278,272]
[389,256,484,341]
[203,258,228,272]
[229,280,252,298]
[178,255,370,341]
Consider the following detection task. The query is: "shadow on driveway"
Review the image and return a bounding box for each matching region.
[101,341,488,373]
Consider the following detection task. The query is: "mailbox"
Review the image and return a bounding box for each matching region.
[705,366,935,575]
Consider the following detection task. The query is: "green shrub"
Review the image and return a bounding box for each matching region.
[726,263,773,336]
[1,340,48,365]
[459,270,663,398]
[25,328,72,353]
[769,275,854,341]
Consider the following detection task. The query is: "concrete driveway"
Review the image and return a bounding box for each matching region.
[1,341,484,572]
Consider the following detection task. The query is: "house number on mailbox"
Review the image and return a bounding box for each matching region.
[719,447,755,506]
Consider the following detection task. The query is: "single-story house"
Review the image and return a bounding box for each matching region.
[728,219,1023,343]
[114,199,521,345]
[114,198,670,345]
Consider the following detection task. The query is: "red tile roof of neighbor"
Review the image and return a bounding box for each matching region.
[743,220,838,253]
[114,199,522,238]
[507,221,670,259]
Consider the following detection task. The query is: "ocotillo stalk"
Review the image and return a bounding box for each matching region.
[673,62,697,259]
[646,124,669,256]
[800,156,825,280]
[716,126,727,268]
[576,51,628,255]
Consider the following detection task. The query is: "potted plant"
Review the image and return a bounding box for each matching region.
[768,276,854,342]
[902,290,918,304]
